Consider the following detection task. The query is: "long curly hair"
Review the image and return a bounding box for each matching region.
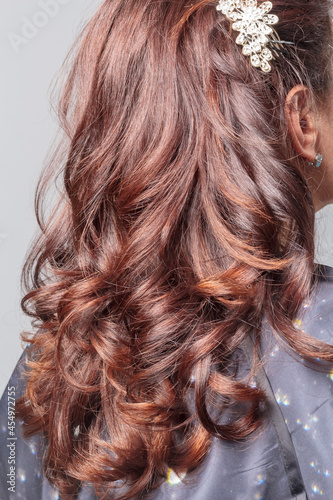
[16,0,333,498]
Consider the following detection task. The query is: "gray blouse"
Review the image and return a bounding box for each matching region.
[1,264,333,500]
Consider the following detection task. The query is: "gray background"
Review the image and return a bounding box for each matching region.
[1,0,333,398]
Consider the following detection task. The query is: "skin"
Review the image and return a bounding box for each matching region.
[285,84,333,212]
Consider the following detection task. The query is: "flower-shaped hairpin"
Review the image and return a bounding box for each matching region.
[216,0,279,72]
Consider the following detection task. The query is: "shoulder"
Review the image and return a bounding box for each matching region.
[293,263,333,344]
[0,347,51,500]
[0,349,28,404]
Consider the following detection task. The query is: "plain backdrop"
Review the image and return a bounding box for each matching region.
[1,0,333,398]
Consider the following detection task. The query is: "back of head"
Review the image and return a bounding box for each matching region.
[16,1,333,498]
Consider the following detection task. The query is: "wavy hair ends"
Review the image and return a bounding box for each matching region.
[15,0,333,498]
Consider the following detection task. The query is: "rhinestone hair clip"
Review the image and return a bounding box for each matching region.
[216,0,280,73]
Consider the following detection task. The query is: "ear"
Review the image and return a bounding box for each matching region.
[284,84,318,162]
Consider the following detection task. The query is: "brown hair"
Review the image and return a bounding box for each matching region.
[16,0,333,498]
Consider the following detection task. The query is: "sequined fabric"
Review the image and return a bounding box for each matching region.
[1,265,333,499]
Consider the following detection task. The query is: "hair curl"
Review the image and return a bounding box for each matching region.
[16,0,333,498]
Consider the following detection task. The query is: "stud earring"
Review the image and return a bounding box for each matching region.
[308,153,323,168]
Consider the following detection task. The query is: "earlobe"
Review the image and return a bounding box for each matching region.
[285,84,318,162]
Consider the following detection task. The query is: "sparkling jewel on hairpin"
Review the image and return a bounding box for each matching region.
[216,0,279,72]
